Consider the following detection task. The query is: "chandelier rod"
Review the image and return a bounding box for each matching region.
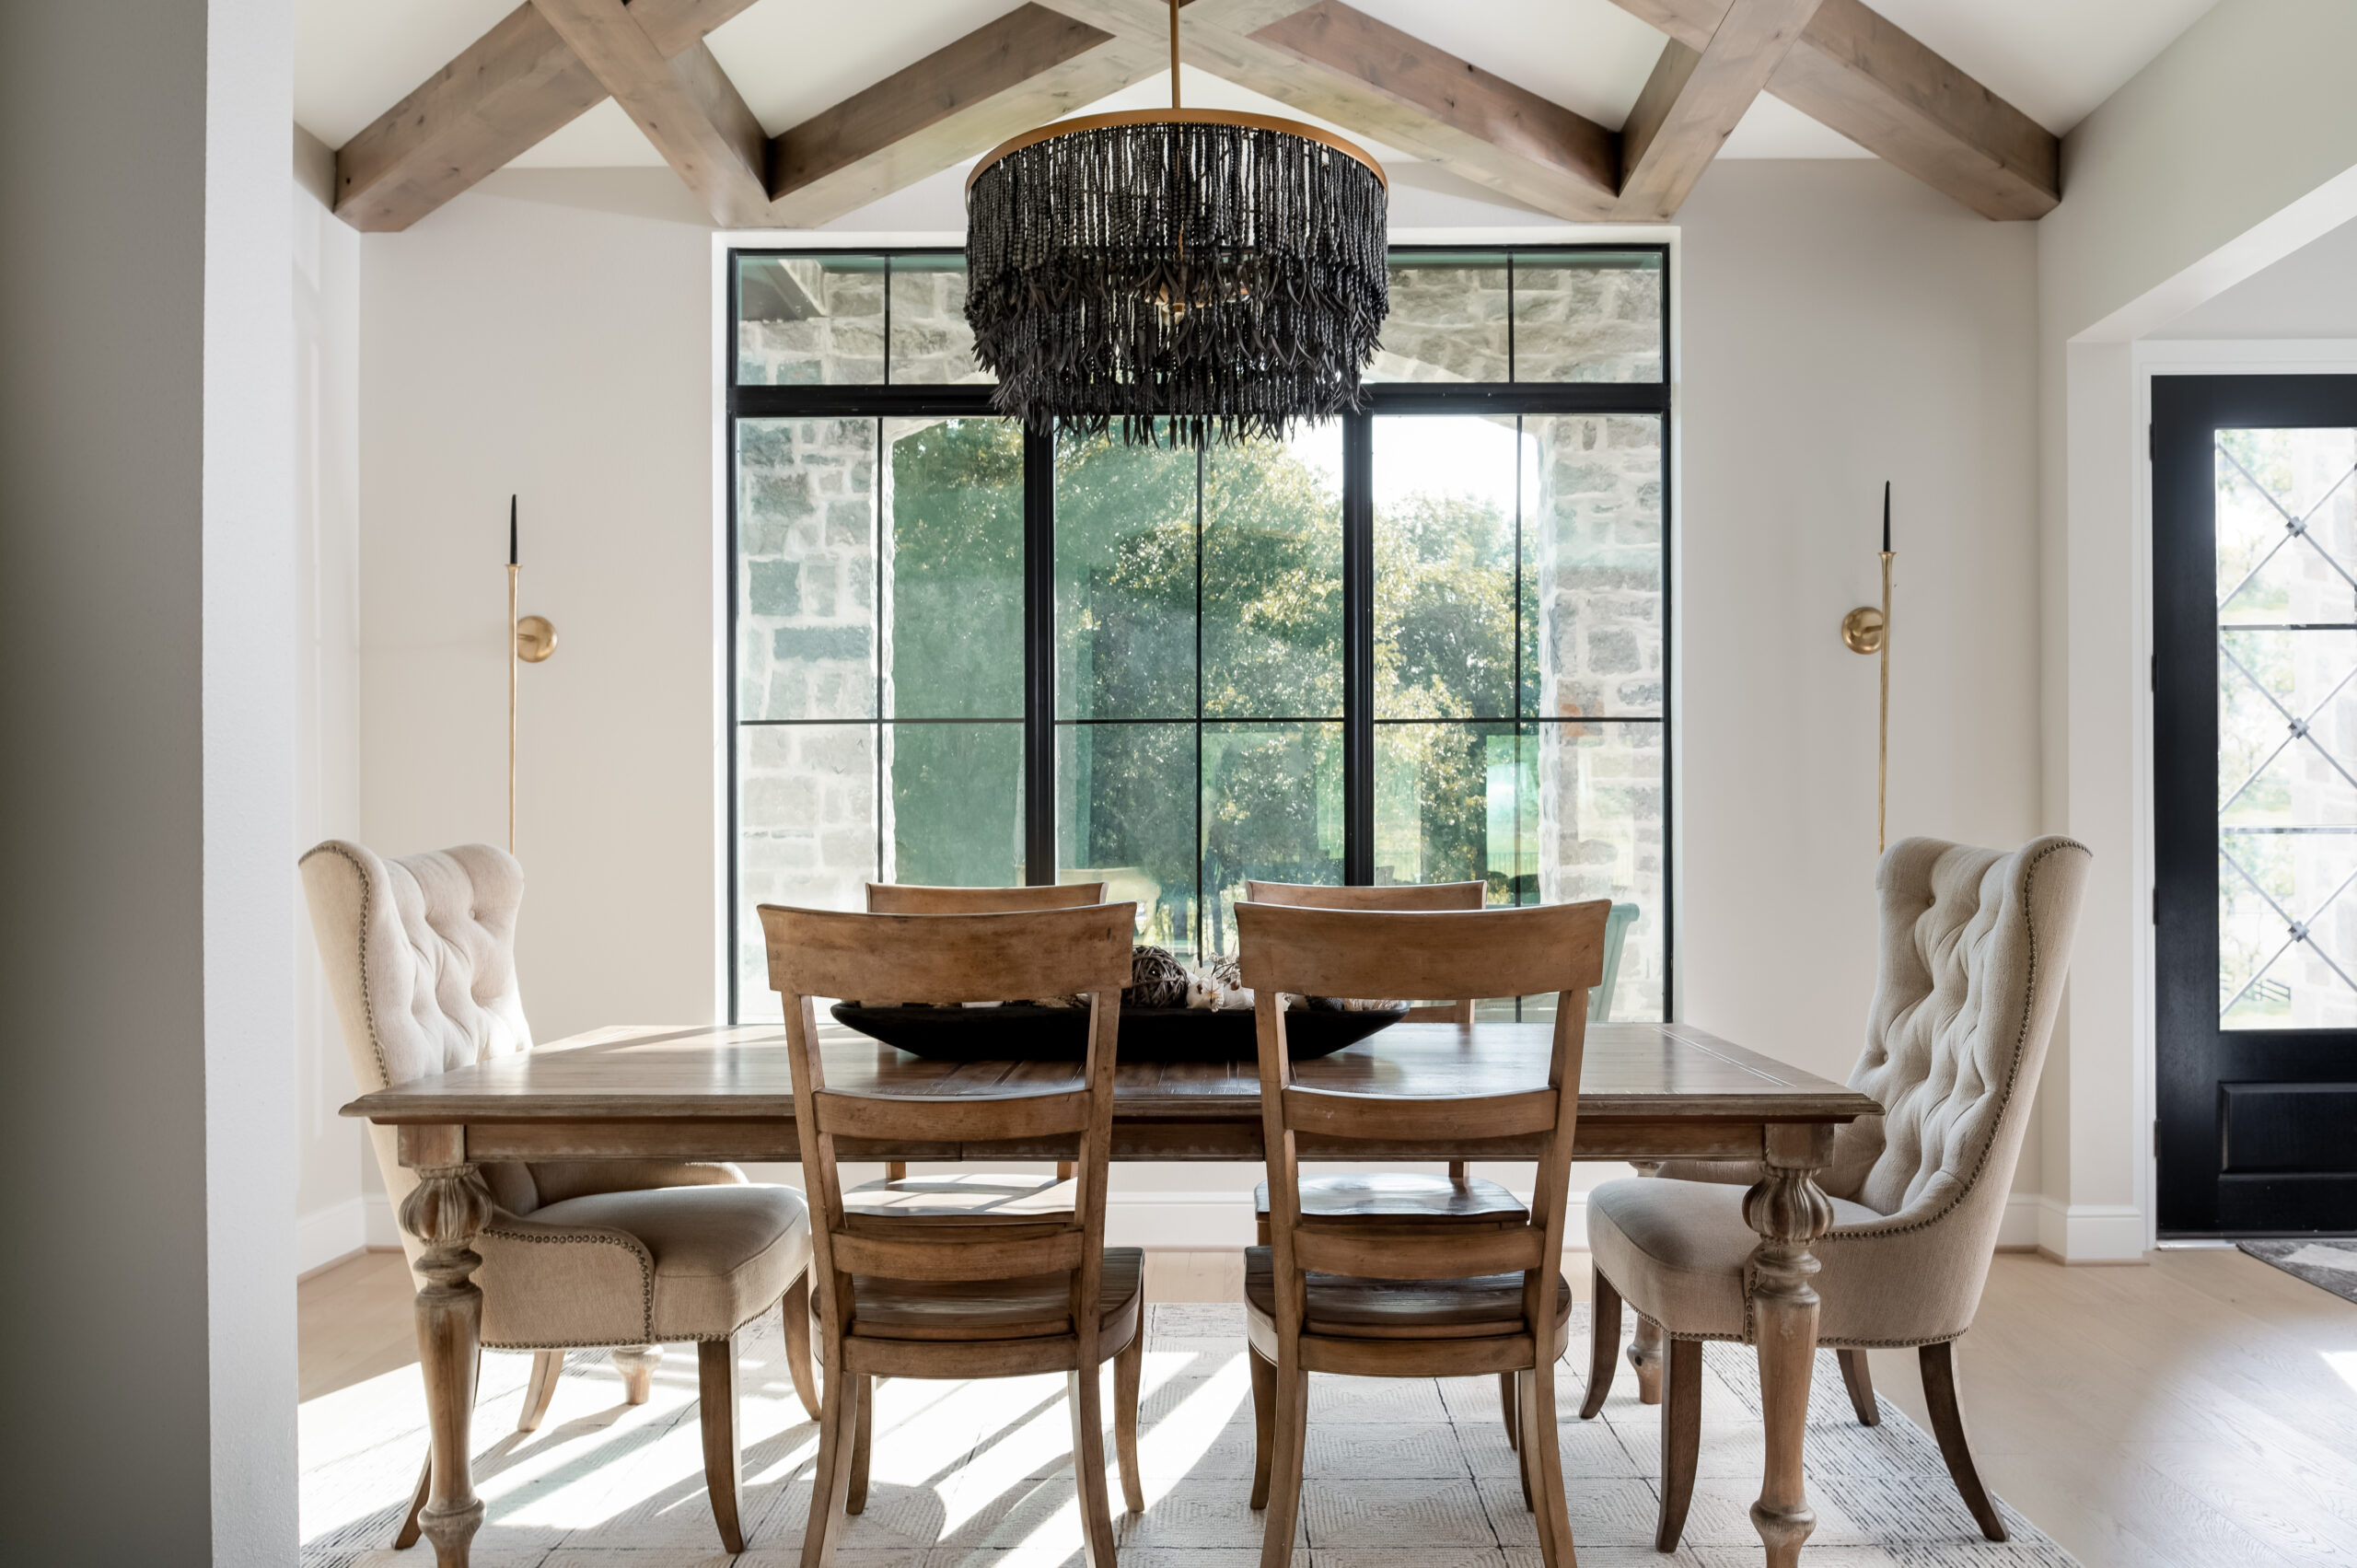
[1169,0,1180,110]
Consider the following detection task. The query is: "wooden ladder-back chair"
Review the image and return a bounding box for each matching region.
[761,900,1144,1568]
[860,881,1104,1193]
[1237,899,1609,1568]
[1240,881,1533,1446]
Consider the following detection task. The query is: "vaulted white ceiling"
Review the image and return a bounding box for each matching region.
[296,0,2220,187]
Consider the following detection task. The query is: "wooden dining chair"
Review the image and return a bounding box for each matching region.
[858,880,1103,1195]
[1580,835,2090,1550]
[302,840,819,1555]
[1239,880,1533,1446]
[761,900,1145,1568]
[1237,899,1610,1568]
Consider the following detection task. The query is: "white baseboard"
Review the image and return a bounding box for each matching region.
[1997,1192,2042,1249]
[296,1196,369,1276]
[364,1191,401,1249]
[2036,1198,2147,1262]
[1104,1191,1256,1249]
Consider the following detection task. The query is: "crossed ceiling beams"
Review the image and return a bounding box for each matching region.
[331,0,2060,235]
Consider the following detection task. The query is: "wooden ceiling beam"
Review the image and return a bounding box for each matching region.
[1610,0,2059,219]
[531,0,771,227]
[331,0,760,233]
[1040,0,1620,221]
[1617,0,1821,219]
[768,5,1168,228]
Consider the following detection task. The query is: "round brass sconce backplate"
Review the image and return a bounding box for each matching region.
[516,615,558,663]
[1840,604,1886,656]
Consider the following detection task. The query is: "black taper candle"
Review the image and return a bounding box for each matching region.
[509,494,518,566]
[1881,481,1891,554]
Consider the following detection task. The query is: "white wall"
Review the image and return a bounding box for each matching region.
[2150,213,2357,340]
[359,170,723,1045]
[354,157,2045,1243]
[294,154,371,1272]
[1674,161,2044,1199]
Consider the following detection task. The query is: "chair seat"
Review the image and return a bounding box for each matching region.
[844,1171,1075,1221]
[477,1183,811,1348]
[1243,1245,1571,1342]
[851,1246,1144,1344]
[1586,1176,1886,1342]
[1253,1172,1527,1225]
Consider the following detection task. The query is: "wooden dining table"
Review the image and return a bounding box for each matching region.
[346,1017,1878,1568]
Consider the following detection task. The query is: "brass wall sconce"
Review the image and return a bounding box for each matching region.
[1844,484,1895,853]
[507,497,556,854]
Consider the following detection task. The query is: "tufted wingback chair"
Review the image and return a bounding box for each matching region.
[300,840,819,1553]
[1580,834,2090,1550]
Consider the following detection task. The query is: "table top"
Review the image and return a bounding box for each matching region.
[343,1019,1875,1126]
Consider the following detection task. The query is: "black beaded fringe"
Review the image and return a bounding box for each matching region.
[966,119,1389,448]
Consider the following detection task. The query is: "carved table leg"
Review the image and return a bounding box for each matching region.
[400,1128,495,1568]
[1626,1160,1666,1403]
[1744,1123,1835,1568]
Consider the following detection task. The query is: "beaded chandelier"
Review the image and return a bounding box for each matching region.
[963,2,1388,448]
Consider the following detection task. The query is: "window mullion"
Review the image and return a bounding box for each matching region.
[1343,413,1375,885]
[1023,426,1057,884]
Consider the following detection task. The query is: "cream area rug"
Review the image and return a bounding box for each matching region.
[301,1303,2080,1568]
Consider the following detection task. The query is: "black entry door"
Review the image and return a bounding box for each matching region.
[2155,375,2357,1237]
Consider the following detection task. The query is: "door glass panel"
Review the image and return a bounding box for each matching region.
[2215,427,2357,1028]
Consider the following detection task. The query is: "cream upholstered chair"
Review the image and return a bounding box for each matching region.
[1581,834,2090,1549]
[300,840,819,1553]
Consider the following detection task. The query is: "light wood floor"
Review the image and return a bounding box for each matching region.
[303,1246,2357,1568]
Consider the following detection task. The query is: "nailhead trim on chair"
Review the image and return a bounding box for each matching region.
[300,842,394,1089]
[1731,838,2084,1345]
[479,1221,658,1345]
[483,1288,793,1351]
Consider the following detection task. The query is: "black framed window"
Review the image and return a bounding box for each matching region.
[727,247,1670,1022]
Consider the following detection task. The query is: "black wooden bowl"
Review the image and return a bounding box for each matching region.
[829,1002,1407,1063]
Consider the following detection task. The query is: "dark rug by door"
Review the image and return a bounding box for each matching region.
[2239,1237,2357,1304]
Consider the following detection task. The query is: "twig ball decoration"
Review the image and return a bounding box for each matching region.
[1125,946,1194,1008]
[965,110,1389,448]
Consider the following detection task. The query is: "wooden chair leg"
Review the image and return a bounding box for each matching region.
[1630,1313,1666,1405]
[846,1374,873,1515]
[1259,1356,1308,1568]
[1654,1337,1701,1553]
[612,1343,661,1404]
[798,1331,857,1568]
[1514,1369,1535,1511]
[1581,1265,1622,1419]
[1114,1330,1146,1513]
[1069,1365,1120,1568]
[1525,1359,1576,1568]
[1500,1370,1520,1449]
[1836,1347,1880,1427]
[698,1337,747,1553]
[1921,1342,2007,1541]
[1446,1158,1469,1180]
[517,1350,563,1434]
[393,1448,431,1550]
[884,1161,908,1181]
[1057,1160,1076,1180]
[1247,1346,1276,1509]
[783,1274,822,1422]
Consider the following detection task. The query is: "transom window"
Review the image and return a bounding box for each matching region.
[727,247,1670,1022]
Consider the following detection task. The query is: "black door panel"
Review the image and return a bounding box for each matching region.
[2154,375,2357,1237]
